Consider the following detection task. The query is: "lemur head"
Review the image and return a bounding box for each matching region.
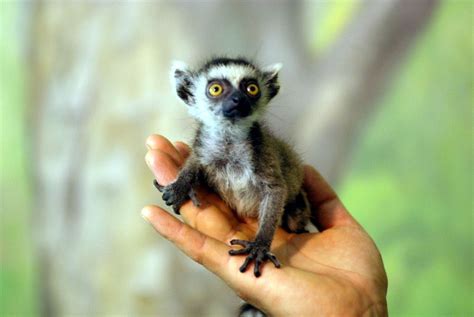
[171,57,281,126]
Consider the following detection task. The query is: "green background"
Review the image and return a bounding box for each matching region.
[1,1,472,316]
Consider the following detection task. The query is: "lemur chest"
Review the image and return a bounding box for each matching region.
[199,142,261,217]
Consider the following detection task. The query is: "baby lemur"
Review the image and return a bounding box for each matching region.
[155,57,311,278]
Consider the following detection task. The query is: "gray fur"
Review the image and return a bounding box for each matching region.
[160,57,311,280]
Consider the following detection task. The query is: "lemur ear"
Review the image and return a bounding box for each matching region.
[262,63,282,100]
[262,63,282,81]
[170,60,194,105]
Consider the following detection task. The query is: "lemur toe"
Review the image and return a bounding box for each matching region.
[189,188,201,207]
[266,252,281,268]
[239,254,255,273]
[230,239,251,247]
[229,248,250,255]
[172,205,181,215]
[153,179,164,192]
[254,253,265,277]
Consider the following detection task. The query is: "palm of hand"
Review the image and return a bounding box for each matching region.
[143,135,387,317]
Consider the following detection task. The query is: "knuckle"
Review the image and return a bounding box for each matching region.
[190,241,206,266]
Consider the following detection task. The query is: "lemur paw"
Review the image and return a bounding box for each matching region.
[154,179,201,214]
[161,181,191,215]
[228,239,281,277]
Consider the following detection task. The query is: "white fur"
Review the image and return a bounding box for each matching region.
[206,162,261,218]
[169,60,189,91]
[207,64,258,87]
[198,124,261,217]
[262,63,283,80]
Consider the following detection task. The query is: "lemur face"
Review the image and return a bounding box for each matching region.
[171,58,281,125]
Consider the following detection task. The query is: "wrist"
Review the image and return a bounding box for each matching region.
[362,301,388,317]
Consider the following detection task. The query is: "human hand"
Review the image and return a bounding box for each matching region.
[142,134,388,317]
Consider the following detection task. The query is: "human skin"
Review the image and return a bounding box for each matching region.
[142,134,388,317]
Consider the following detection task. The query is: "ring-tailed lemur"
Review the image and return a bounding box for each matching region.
[155,56,311,278]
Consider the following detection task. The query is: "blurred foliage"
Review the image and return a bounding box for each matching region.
[338,1,473,315]
[0,2,36,316]
[0,1,472,316]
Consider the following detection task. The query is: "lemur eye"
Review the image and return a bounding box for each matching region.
[208,83,223,97]
[246,83,259,96]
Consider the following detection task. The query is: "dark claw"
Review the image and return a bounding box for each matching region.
[254,267,261,277]
[172,205,181,215]
[153,179,164,192]
[162,192,170,201]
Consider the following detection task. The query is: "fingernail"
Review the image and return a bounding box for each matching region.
[146,135,155,150]
[145,151,153,167]
[141,206,153,221]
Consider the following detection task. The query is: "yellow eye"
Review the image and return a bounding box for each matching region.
[208,83,223,97]
[246,83,259,96]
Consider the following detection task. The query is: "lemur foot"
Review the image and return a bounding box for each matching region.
[229,239,281,277]
[154,179,201,214]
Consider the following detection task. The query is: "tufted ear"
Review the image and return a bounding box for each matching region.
[262,63,282,100]
[170,60,194,105]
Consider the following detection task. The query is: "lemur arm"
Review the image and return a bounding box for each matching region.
[229,184,287,277]
[155,154,202,214]
[255,185,287,246]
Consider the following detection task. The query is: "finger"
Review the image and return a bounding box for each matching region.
[146,134,184,165]
[141,206,274,302]
[182,196,240,241]
[141,205,231,278]
[146,149,180,186]
[303,165,338,208]
[303,165,359,230]
[174,141,191,160]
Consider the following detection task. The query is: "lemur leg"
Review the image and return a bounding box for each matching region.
[281,190,311,234]
[154,157,202,214]
[229,186,286,277]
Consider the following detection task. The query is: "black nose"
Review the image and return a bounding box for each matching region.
[223,92,251,119]
[232,94,243,104]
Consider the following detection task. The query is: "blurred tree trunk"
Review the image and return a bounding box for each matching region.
[25,1,437,316]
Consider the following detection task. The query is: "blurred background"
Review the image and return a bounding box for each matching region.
[1,0,472,316]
